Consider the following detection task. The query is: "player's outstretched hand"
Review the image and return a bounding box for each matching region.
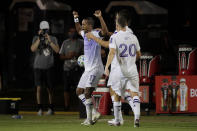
[94,10,102,17]
[86,32,94,39]
[73,11,79,18]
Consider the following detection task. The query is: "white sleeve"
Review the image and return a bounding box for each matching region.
[92,30,103,39]
[135,36,140,51]
[109,35,116,49]
[80,30,85,39]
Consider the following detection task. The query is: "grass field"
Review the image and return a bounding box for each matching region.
[0,113,197,131]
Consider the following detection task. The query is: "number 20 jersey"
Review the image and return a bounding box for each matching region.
[109,30,140,78]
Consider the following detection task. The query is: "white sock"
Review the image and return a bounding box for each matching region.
[78,94,86,105]
[111,95,122,121]
[125,95,134,112]
[111,95,115,103]
[133,96,140,120]
[119,108,123,121]
[114,101,121,122]
[92,107,98,115]
[85,98,93,121]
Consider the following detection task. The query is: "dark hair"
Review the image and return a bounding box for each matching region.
[117,14,127,28]
[117,9,131,26]
[83,17,94,27]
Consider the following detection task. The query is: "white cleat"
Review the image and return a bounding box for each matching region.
[92,111,101,123]
[37,109,43,116]
[45,109,54,115]
[134,119,140,128]
[108,118,124,125]
[81,119,95,126]
[108,120,120,126]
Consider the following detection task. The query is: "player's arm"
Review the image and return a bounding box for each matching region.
[136,51,141,61]
[136,37,141,61]
[86,32,109,48]
[105,48,116,76]
[94,10,109,36]
[73,11,82,35]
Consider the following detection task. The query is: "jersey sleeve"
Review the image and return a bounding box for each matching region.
[135,36,140,51]
[80,30,85,39]
[109,35,116,49]
[92,30,103,39]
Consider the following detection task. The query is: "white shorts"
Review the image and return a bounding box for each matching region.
[109,75,139,96]
[77,67,104,89]
[107,69,122,96]
[121,75,139,93]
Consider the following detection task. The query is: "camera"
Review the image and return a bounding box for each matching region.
[39,29,49,41]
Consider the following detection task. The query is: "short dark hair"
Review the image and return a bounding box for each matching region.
[117,14,127,28]
[117,9,131,26]
[83,17,94,27]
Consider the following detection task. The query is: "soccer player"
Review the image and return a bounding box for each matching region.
[73,10,108,125]
[104,14,141,127]
[86,10,136,125]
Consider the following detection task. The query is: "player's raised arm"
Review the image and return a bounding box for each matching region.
[86,32,109,48]
[94,10,109,36]
[73,11,82,35]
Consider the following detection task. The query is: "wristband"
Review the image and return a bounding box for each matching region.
[74,17,79,23]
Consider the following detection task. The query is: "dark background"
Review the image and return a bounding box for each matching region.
[0,0,195,111]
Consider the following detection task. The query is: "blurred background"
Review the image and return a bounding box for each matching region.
[0,0,195,112]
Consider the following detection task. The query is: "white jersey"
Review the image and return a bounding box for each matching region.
[80,30,104,71]
[110,27,133,74]
[109,30,140,78]
[108,27,133,86]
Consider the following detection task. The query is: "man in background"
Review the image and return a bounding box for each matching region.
[59,27,83,111]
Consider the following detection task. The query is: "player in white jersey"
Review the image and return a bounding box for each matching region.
[104,14,141,127]
[73,10,108,126]
[86,10,137,125]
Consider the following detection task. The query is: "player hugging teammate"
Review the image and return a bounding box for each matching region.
[73,9,141,127]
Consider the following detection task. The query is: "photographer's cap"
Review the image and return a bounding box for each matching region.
[40,21,49,29]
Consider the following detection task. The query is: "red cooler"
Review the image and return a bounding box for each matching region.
[92,78,112,115]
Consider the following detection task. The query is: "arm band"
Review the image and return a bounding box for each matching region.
[74,17,79,23]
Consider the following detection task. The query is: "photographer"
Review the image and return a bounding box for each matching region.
[31,21,59,116]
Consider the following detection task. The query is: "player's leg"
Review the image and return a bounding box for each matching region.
[76,72,86,106]
[127,76,140,127]
[130,91,140,127]
[84,87,95,124]
[108,87,124,125]
[89,69,103,123]
[76,72,93,125]
[124,91,134,112]
[109,93,121,126]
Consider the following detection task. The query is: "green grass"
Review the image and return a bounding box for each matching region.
[0,114,197,131]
